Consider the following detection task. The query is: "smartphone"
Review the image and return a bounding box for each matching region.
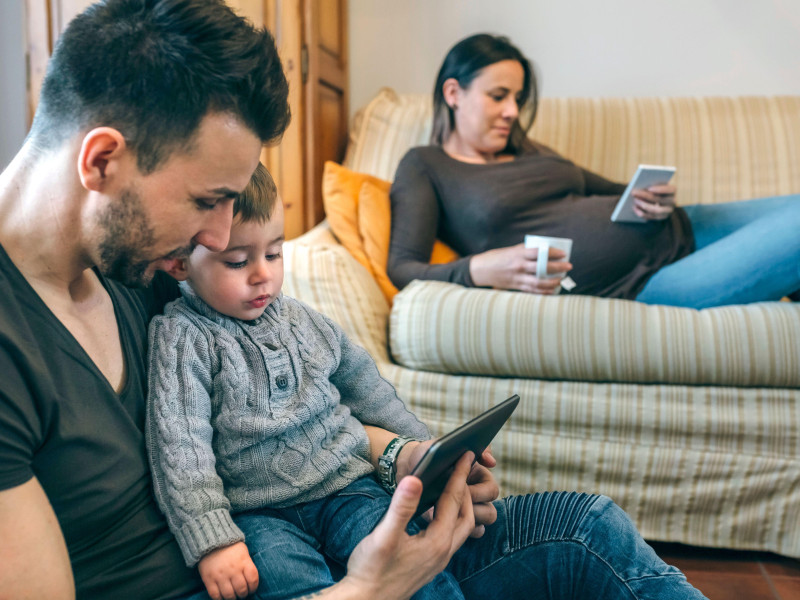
[409,394,520,518]
[610,164,676,223]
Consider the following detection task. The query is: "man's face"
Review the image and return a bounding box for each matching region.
[95,112,262,287]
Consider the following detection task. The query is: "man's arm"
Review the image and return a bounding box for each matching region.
[0,477,75,600]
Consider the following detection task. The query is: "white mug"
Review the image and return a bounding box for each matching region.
[524,235,573,282]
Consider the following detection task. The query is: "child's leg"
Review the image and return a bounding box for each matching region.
[234,508,334,600]
[636,195,800,307]
[312,477,465,600]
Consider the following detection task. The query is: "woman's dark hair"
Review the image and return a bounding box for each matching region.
[28,0,290,174]
[430,33,538,155]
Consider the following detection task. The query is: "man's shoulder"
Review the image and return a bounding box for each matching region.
[0,253,53,358]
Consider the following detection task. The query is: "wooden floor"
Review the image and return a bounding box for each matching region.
[650,542,800,599]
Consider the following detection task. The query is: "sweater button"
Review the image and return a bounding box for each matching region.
[276,374,289,389]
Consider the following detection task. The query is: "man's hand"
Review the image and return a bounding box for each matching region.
[397,442,500,537]
[465,450,499,537]
[198,542,259,600]
[338,453,476,599]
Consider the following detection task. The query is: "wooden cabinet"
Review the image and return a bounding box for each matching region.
[25,0,348,240]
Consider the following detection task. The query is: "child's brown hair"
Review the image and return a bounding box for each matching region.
[233,162,278,223]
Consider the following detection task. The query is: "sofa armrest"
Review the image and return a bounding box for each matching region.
[283,239,391,362]
[390,281,800,387]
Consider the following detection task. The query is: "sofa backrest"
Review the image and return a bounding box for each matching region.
[345,88,800,206]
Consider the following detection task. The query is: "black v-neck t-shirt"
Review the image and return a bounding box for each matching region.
[0,245,202,599]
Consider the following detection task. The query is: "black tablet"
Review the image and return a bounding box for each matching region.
[409,394,520,518]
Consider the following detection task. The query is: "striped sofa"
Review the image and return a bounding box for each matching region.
[283,89,800,557]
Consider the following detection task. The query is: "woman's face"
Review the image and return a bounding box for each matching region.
[446,59,525,160]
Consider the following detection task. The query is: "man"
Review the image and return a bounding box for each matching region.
[0,1,475,598]
[0,2,707,599]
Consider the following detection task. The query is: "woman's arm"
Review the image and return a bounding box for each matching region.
[388,151,474,289]
[581,167,627,196]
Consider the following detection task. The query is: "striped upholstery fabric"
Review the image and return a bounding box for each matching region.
[390,280,800,387]
[283,238,800,558]
[345,88,800,205]
[286,90,800,558]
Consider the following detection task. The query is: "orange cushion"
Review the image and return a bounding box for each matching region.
[321,161,384,276]
[322,161,458,304]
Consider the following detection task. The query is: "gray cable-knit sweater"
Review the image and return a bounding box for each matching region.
[146,282,429,566]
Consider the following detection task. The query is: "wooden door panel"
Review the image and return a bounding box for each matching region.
[262,0,306,240]
[304,0,348,230]
[318,0,342,57]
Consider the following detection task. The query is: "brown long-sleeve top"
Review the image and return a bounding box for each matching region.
[388,145,694,299]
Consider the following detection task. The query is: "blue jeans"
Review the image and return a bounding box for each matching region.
[636,195,800,308]
[179,489,706,600]
[235,477,461,600]
[448,492,706,599]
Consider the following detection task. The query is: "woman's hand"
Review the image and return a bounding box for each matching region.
[632,184,676,221]
[468,243,572,293]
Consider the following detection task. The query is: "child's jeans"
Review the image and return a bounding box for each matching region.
[233,476,461,600]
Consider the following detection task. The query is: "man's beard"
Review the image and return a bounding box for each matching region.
[96,186,160,288]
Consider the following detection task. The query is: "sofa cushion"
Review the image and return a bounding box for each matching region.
[358,179,399,301]
[321,161,458,303]
[346,88,800,207]
[390,280,800,387]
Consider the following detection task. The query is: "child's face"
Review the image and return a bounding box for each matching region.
[185,200,285,320]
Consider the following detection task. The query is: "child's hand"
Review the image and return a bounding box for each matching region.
[198,542,259,600]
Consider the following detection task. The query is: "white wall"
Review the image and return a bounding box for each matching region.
[348,0,800,116]
[0,1,27,170]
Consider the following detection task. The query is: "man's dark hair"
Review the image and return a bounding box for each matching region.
[28,0,290,173]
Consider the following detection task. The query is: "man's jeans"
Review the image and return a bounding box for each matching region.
[637,194,800,308]
[449,491,706,599]
[180,488,706,599]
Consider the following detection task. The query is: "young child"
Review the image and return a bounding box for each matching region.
[146,164,464,600]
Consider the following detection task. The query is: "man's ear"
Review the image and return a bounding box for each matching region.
[165,258,190,281]
[77,127,129,192]
[442,78,462,110]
